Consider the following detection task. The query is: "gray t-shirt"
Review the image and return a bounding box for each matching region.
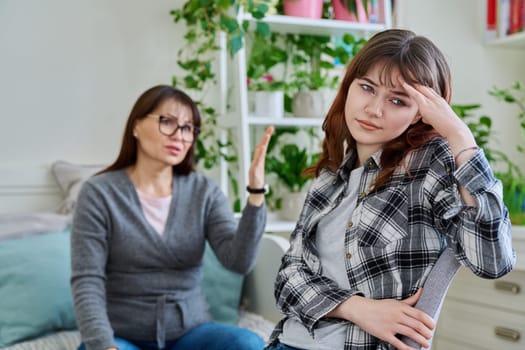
[279,167,363,349]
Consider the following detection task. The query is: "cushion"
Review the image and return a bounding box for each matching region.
[201,243,244,325]
[51,161,104,214]
[0,231,76,347]
[0,212,71,242]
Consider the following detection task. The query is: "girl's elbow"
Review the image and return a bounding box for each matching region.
[473,253,516,279]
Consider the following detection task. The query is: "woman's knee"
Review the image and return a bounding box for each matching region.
[229,328,264,350]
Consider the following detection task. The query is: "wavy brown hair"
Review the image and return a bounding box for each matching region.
[304,29,449,189]
[100,85,201,175]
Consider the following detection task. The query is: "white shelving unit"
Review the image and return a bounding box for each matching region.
[221,5,392,233]
[486,31,525,48]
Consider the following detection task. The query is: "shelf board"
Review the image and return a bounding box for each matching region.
[486,32,525,48]
[234,211,296,232]
[266,220,296,233]
[242,14,386,37]
[248,115,323,126]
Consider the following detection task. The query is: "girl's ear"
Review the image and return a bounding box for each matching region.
[410,113,422,125]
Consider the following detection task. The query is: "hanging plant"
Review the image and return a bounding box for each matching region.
[170,0,273,211]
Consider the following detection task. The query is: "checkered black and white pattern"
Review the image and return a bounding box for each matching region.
[269,137,515,350]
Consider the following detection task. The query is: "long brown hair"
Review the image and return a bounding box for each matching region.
[304,29,450,189]
[100,85,201,175]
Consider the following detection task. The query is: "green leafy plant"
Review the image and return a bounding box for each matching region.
[171,0,273,211]
[286,33,366,92]
[454,81,525,225]
[247,32,288,91]
[451,104,506,165]
[489,82,525,225]
[265,127,320,193]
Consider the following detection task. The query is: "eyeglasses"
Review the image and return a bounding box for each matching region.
[147,114,200,143]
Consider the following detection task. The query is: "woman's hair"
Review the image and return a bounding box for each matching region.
[100,85,201,175]
[305,29,449,189]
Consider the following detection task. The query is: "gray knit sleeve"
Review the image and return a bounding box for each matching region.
[205,184,267,275]
[70,181,116,350]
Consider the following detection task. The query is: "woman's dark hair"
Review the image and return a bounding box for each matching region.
[305,29,449,189]
[100,85,201,175]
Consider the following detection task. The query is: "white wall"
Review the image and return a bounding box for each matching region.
[1,0,524,211]
[0,0,185,167]
[395,0,525,170]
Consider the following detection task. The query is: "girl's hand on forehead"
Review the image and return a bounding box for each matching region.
[402,81,477,154]
[401,82,465,138]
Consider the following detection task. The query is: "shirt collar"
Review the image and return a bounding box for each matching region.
[336,149,382,182]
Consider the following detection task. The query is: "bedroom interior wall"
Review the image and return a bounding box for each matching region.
[1,0,524,212]
[395,0,525,171]
[0,0,187,211]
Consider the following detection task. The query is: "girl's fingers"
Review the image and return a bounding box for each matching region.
[395,324,431,349]
[401,288,422,306]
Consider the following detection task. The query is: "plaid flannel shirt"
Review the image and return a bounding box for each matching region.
[269,137,515,350]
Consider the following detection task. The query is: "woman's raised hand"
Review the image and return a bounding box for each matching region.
[247,125,274,206]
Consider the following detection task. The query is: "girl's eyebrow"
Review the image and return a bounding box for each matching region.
[360,76,410,98]
[391,89,410,98]
[360,77,378,86]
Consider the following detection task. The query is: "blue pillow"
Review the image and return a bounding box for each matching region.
[201,243,244,325]
[0,231,76,347]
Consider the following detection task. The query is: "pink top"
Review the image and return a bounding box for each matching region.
[136,189,172,235]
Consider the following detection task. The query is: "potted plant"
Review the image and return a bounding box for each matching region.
[332,0,369,22]
[247,32,288,117]
[285,32,367,117]
[171,0,273,211]
[265,127,320,220]
[283,0,324,19]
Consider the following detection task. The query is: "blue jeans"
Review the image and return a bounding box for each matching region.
[77,322,264,350]
[264,342,304,350]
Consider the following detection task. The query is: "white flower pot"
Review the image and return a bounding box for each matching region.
[280,191,307,222]
[254,91,284,118]
[292,89,336,118]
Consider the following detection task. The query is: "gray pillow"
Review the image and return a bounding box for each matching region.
[51,161,104,214]
[0,212,71,241]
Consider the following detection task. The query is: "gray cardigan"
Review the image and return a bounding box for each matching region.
[70,170,266,350]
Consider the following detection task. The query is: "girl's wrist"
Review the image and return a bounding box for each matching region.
[454,146,480,165]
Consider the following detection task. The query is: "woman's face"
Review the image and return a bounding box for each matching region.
[345,63,420,162]
[133,98,194,168]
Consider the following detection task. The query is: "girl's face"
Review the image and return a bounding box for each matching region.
[345,63,420,163]
[133,98,194,168]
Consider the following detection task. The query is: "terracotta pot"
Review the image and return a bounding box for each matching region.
[283,0,323,19]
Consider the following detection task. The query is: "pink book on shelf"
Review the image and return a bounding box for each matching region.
[508,0,524,34]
